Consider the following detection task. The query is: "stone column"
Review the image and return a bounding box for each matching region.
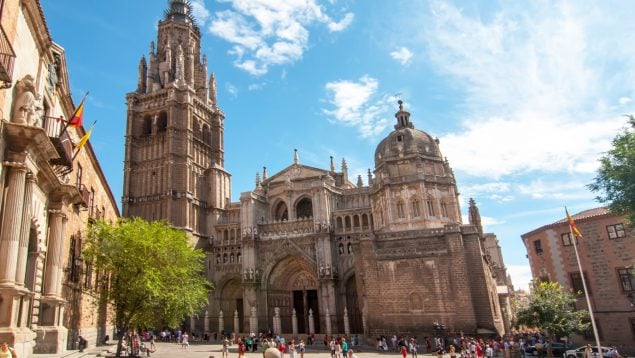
[249,306,257,333]
[204,310,210,332]
[15,173,35,285]
[218,310,224,334]
[0,160,28,284]
[325,307,332,336]
[234,309,239,333]
[273,307,281,335]
[43,205,66,298]
[343,307,350,336]
[292,309,298,336]
[308,309,315,335]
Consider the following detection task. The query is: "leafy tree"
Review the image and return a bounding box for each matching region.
[515,282,589,357]
[85,218,211,357]
[589,115,635,226]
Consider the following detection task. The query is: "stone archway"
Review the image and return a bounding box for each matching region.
[266,256,320,334]
[218,278,244,333]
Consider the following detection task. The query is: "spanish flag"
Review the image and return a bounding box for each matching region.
[565,207,583,238]
[68,97,85,128]
[75,121,95,151]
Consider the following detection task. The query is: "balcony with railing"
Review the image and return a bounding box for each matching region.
[0,25,15,88]
[44,115,73,168]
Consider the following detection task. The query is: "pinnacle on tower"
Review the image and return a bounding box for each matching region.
[367,168,373,185]
[357,175,363,188]
[262,166,268,181]
[293,149,299,165]
[164,0,196,26]
[330,156,335,173]
[394,100,414,130]
[468,198,484,238]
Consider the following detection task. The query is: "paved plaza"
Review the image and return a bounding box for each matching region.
[82,341,414,358]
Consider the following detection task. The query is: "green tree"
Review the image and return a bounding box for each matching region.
[85,218,211,357]
[589,115,635,226]
[515,282,589,357]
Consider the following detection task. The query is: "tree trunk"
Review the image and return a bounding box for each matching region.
[116,327,127,357]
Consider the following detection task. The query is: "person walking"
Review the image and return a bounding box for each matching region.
[298,340,306,358]
[222,336,230,358]
[401,343,409,358]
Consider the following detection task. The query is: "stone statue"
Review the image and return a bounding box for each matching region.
[319,263,325,276]
[12,75,42,126]
[47,54,60,92]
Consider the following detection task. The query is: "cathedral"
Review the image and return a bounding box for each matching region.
[123,0,506,338]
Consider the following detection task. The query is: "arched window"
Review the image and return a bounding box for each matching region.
[345,216,351,230]
[295,197,313,219]
[412,199,421,217]
[347,243,352,254]
[396,200,405,219]
[338,243,344,254]
[362,214,369,228]
[203,124,211,144]
[216,255,221,264]
[441,202,448,217]
[336,217,343,229]
[223,254,228,263]
[194,121,201,138]
[230,253,235,263]
[157,112,167,132]
[426,199,435,216]
[237,252,241,263]
[353,215,360,228]
[274,201,288,221]
[141,115,152,136]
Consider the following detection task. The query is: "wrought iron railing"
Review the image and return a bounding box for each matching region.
[0,24,15,88]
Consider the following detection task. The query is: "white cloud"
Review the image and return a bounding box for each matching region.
[516,179,592,201]
[481,215,505,229]
[507,264,533,292]
[248,83,266,91]
[619,96,632,106]
[425,1,635,179]
[390,47,413,66]
[328,13,354,32]
[190,0,210,24]
[208,0,353,75]
[226,82,238,97]
[322,75,394,138]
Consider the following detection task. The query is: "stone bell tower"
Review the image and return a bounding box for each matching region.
[123,0,230,242]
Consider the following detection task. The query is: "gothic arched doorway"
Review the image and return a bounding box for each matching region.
[346,275,363,333]
[267,256,320,334]
[219,278,244,333]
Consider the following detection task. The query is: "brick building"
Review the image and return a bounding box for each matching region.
[123,0,508,339]
[522,208,635,353]
[0,0,119,356]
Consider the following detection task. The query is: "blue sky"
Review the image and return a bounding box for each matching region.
[40,0,635,291]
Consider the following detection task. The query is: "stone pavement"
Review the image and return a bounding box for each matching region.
[79,341,413,358]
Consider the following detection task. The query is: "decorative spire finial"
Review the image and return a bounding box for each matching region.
[255,172,261,188]
[330,156,335,173]
[394,100,414,130]
[294,149,299,164]
[262,166,268,181]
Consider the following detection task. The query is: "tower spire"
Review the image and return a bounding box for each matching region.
[394,100,414,130]
[293,149,299,165]
[164,0,196,25]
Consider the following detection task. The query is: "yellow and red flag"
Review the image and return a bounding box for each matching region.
[565,207,583,238]
[68,97,85,128]
[75,121,94,151]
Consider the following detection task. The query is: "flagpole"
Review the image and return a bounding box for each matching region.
[71,121,97,162]
[566,208,601,351]
[60,91,89,135]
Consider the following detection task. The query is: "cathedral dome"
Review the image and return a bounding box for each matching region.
[374,101,441,167]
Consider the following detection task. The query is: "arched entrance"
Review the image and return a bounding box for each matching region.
[219,278,244,333]
[346,275,363,333]
[267,257,320,334]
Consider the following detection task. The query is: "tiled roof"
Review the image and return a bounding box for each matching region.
[521,207,612,238]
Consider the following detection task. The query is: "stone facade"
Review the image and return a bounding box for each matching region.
[124,0,506,339]
[522,208,635,353]
[0,1,119,357]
